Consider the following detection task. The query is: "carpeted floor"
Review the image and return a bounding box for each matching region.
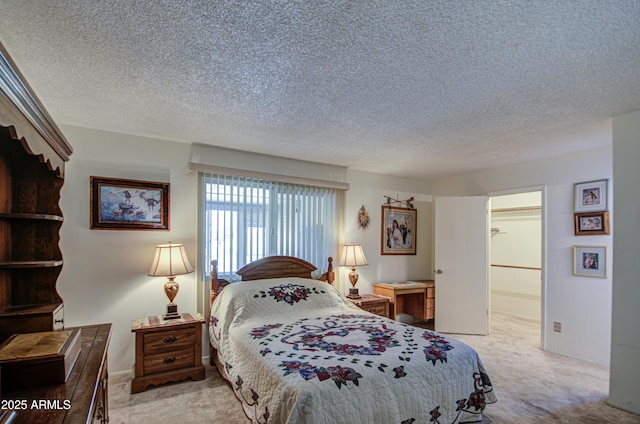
[439,314,639,423]
[109,313,640,423]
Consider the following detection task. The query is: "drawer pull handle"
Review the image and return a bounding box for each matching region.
[163,336,177,343]
[54,319,64,324]
[164,356,177,364]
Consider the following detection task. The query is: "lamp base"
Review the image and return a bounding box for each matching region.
[346,287,361,299]
[163,303,180,320]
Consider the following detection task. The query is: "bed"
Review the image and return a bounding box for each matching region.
[209,256,496,424]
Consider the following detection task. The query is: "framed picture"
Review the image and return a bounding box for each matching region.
[90,176,169,230]
[574,211,610,236]
[381,206,417,255]
[573,245,607,278]
[574,179,608,212]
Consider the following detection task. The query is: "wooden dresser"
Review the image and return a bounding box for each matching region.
[1,323,112,423]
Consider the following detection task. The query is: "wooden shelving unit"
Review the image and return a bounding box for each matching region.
[0,42,73,342]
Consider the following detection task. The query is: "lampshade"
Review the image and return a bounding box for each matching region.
[339,244,368,299]
[339,244,368,267]
[148,243,194,277]
[148,242,194,319]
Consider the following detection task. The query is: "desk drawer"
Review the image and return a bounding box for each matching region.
[144,327,195,354]
[426,307,435,320]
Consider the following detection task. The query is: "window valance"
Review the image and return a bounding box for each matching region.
[188,143,350,190]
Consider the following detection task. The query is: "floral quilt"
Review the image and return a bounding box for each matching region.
[210,278,496,424]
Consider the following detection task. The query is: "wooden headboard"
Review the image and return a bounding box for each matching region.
[210,256,334,305]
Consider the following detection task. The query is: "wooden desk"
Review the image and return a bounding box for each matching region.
[373,280,435,321]
[2,323,112,424]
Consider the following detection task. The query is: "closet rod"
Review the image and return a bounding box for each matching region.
[491,264,541,271]
[491,206,541,213]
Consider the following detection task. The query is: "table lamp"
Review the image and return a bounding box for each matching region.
[339,243,368,299]
[148,242,194,319]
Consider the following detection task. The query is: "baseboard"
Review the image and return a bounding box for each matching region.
[110,368,132,378]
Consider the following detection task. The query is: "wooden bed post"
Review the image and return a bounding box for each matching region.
[320,257,335,285]
[209,259,229,367]
[210,259,219,306]
[210,259,230,305]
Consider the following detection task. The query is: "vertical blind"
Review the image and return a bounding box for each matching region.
[200,173,340,279]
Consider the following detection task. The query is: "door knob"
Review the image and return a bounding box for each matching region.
[435,269,443,274]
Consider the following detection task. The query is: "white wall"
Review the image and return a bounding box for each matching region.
[341,170,433,295]
[57,126,436,373]
[491,192,542,321]
[58,125,198,374]
[432,145,613,366]
[609,110,640,415]
[56,122,622,376]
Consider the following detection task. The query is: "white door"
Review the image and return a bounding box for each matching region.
[434,196,489,335]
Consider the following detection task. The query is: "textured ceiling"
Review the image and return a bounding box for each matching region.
[1,1,639,180]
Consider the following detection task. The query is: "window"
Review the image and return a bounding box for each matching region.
[200,173,340,279]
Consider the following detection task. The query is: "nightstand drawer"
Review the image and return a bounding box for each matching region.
[347,294,390,318]
[363,303,388,316]
[144,327,195,354]
[143,348,195,374]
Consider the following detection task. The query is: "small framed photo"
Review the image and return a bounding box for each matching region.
[90,176,169,230]
[573,245,607,278]
[381,206,417,255]
[574,179,608,212]
[574,211,610,236]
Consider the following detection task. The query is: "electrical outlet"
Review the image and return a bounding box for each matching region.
[554,322,562,333]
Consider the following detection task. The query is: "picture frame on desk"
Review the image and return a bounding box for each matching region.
[381,206,417,255]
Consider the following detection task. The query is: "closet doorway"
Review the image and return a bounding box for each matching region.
[490,190,543,348]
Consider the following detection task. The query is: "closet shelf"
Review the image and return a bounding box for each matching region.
[491,206,541,213]
[491,263,541,271]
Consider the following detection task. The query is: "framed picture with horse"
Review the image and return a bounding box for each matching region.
[90,176,169,230]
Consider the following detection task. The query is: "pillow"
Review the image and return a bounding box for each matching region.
[211,277,352,334]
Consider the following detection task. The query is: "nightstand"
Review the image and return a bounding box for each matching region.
[131,312,205,393]
[347,293,390,318]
